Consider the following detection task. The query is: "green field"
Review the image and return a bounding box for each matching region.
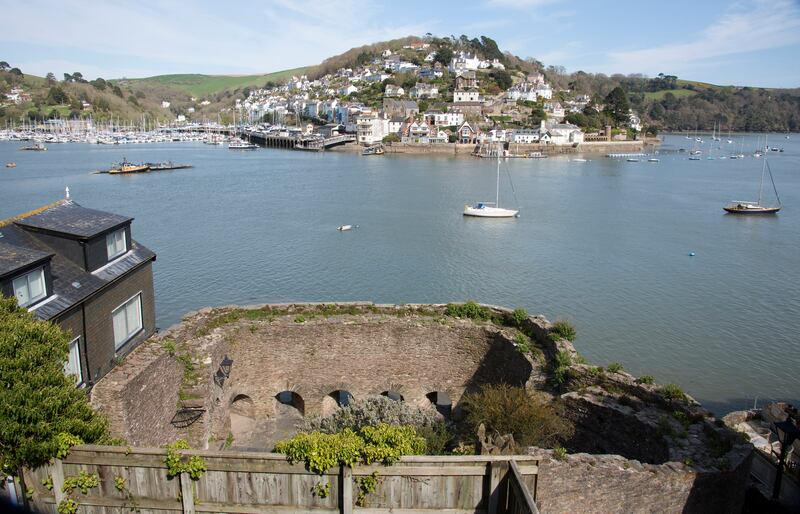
[643,88,698,100]
[121,67,313,97]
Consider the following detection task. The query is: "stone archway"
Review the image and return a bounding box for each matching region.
[228,394,256,447]
[321,390,354,417]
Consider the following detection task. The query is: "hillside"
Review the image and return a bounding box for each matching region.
[119,68,311,97]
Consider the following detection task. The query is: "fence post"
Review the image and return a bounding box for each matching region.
[340,465,353,514]
[180,473,195,514]
[487,460,509,514]
[52,459,65,506]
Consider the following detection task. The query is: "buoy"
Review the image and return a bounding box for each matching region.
[688,252,696,257]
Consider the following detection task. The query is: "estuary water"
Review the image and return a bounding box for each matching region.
[1,134,798,414]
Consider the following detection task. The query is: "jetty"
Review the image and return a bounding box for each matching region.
[243,130,355,151]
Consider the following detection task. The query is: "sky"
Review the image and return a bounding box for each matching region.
[2,0,800,87]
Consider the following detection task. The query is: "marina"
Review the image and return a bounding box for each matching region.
[1,133,797,416]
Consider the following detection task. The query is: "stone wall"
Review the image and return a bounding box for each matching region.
[530,447,752,514]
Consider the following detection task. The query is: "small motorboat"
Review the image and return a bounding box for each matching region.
[109,158,150,174]
[647,158,659,162]
[337,225,354,231]
[571,158,588,162]
[688,156,701,161]
[362,144,384,156]
[5,162,16,168]
[20,143,46,151]
[626,158,639,162]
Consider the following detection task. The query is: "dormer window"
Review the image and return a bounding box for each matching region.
[106,228,127,260]
[12,267,47,307]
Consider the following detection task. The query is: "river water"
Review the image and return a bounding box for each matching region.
[1,134,797,414]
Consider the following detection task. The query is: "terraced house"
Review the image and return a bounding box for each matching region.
[0,198,156,387]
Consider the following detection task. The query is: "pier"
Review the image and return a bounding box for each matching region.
[243,130,355,151]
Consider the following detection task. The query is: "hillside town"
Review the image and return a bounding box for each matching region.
[237,43,642,149]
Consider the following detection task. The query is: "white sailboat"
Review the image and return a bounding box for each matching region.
[464,149,519,218]
[724,159,781,214]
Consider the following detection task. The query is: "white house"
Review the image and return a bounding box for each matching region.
[384,85,405,98]
[510,129,540,144]
[453,89,482,103]
[424,52,437,62]
[161,101,171,108]
[382,49,393,57]
[535,84,553,100]
[449,52,481,73]
[629,111,642,132]
[541,120,584,145]
[426,110,464,127]
[339,84,358,96]
[356,111,390,144]
[544,101,565,120]
[484,128,508,143]
[388,116,405,134]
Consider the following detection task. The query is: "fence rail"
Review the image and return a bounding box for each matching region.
[23,446,539,514]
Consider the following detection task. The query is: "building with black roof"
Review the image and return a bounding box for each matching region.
[0,199,157,387]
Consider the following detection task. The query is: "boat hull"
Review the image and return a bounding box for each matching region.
[723,206,780,214]
[463,206,519,218]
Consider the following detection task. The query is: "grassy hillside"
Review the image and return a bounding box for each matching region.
[121,67,312,97]
[643,88,697,100]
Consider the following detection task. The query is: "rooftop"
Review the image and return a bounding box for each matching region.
[13,200,132,239]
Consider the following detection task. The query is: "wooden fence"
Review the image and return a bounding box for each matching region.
[23,446,539,514]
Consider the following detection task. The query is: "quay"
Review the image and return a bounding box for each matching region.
[242,130,355,151]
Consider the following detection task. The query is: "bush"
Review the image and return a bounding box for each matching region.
[660,384,686,402]
[275,424,425,474]
[0,297,109,475]
[607,362,624,374]
[636,375,655,385]
[549,320,576,341]
[511,308,528,327]
[461,384,574,448]
[514,333,530,354]
[299,396,441,434]
[445,300,493,321]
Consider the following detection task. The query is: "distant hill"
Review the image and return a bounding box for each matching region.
[119,68,312,98]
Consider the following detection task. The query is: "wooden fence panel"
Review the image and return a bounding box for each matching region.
[21,446,537,514]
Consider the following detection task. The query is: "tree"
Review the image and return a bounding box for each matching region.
[9,68,22,76]
[434,46,453,67]
[46,86,69,105]
[63,73,73,83]
[0,297,109,477]
[45,72,56,84]
[71,72,85,83]
[0,61,9,71]
[603,86,630,127]
[490,69,512,90]
[90,78,107,91]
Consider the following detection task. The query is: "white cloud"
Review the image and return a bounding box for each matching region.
[606,0,800,75]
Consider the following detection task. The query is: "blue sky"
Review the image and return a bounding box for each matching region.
[2,0,800,87]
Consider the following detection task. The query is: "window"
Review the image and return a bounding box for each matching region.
[64,337,83,386]
[112,293,142,349]
[106,228,127,260]
[12,267,46,307]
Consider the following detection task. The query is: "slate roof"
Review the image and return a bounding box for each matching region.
[14,201,132,239]
[0,201,155,320]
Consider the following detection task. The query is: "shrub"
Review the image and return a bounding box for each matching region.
[299,395,441,434]
[660,384,686,402]
[636,375,655,385]
[511,308,528,327]
[275,424,425,474]
[0,297,109,475]
[514,333,531,354]
[553,446,568,461]
[554,350,572,368]
[461,384,574,448]
[607,362,624,374]
[549,320,576,341]
[445,300,493,321]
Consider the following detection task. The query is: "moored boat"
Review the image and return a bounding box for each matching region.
[5,162,16,168]
[108,158,150,174]
[464,147,519,218]
[724,159,781,214]
[362,144,384,156]
[20,143,46,151]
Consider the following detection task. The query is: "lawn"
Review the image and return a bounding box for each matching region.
[644,89,698,100]
[123,67,312,97]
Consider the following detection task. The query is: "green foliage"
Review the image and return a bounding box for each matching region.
[224,432,234,449]
[549,320,576,341]
[553,446,568,461]
[294,315,306,323]
[113,475,126,492]
[660,384,686,402]
[672,410,691,429]
[607,362,624,374]
[382,133,400,143]
[311,482,330,498]
[511,308,528,327]
[57,498,79,514]
[163,440,207,480]
[489,69,512,90]
[42,476,53,491]
[355,471,379,507]
[55,433,84,459]
[46,86,69,105]
[554,350,572,368]
[275,424,425,474]
[62,471,99,494]
[636,375,655,385]
[0,297,109,475]
[461,384,574,447]
[445,300,493,321]
[603,86,631,127]
[514,333,531,354]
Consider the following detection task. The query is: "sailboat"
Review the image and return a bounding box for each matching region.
[724,159,781,214]
[464,148,519,218]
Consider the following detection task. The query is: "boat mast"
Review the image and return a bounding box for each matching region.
[496,144,501,207]
[758,159,766,206]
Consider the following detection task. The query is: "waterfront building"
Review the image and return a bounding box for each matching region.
[0,199,157,387]
[382,98,419,118]
[356,111,390,144]
[424,110,464,127]
[456,120,480,143]
[541,120,584,144]
[509,128,541,143]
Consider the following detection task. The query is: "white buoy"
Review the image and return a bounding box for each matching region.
[689,252,696,257]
